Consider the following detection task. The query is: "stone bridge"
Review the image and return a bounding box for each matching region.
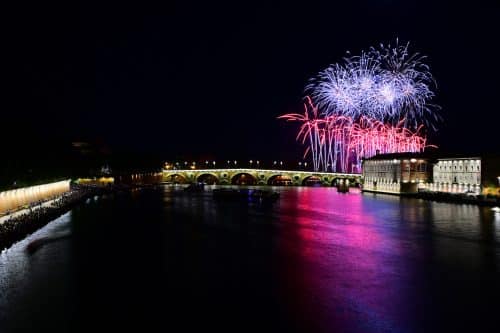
[162,168,361,186]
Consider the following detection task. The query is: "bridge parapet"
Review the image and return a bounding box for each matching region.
[162,168,362,187]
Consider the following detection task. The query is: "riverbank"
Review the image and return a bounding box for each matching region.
[0,184,106,251]
[362,189,500,206]
[414,191,500,206]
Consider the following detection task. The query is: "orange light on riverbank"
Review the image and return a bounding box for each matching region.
[0,180,71,216]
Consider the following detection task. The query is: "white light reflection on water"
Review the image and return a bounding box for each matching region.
[0,213,72,330]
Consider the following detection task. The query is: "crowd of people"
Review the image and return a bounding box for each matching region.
[0,184,101,251]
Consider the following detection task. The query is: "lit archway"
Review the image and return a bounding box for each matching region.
[302,176,322,186]
[166,174,188,184]
[231,173,257,185]
[197,173,219,185]
[268,175,292,186]
[331,178,340,186]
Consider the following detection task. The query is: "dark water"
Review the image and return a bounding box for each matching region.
[1,186,499,333]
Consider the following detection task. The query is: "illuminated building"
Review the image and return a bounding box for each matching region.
[0,180,71,215]
[362,153,433,194]
[429,156,500,195]
[430,158,481,194]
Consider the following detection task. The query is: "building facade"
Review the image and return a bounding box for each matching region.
[363,154,500,196]
[429,158,481,194]
[362,154,432,194]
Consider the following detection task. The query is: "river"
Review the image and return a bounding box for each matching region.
[1,186,499,332]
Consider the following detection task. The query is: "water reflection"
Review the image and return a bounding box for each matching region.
[276,189,500,332]
[0,187,498,333]
[0,213,73,332]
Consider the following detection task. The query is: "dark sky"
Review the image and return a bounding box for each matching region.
[4,0,499,162]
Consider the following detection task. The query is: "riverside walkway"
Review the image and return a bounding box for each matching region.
[0,197,60,225]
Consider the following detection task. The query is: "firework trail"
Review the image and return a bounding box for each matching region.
[282,41,439,173]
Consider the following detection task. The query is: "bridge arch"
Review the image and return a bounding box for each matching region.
[165,173,188,184]
[231,173,257,185]
[332,178,349,186]
[267,174,293,186]
[331,177,341,186]
[197,173,219,185]
[302,175,322,186]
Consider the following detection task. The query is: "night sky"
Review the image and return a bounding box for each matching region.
[4,0,499,163]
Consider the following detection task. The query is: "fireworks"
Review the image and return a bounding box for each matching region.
[280,40,438,173]
[279,97,432,173]
[306,40,439,128]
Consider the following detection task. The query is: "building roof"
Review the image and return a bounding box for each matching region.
[436,156,481,161]
[364,151,499,162]
[363,152,437,161]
